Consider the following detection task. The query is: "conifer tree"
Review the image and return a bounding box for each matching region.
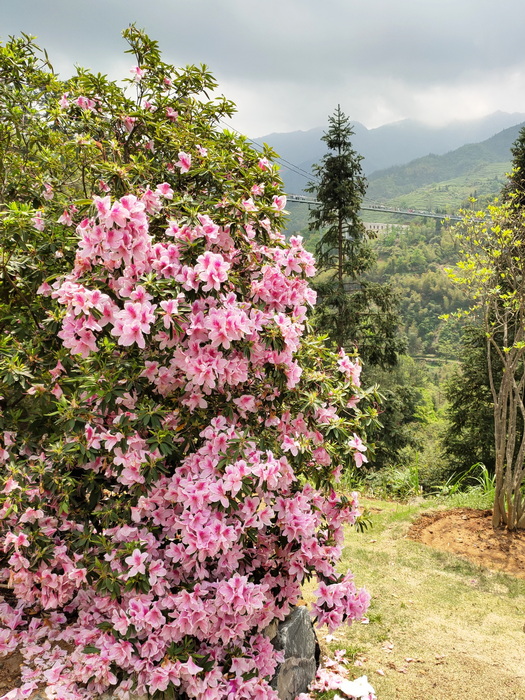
[307,106,404,366]
[505,125,525,205]
[307,106,369,284]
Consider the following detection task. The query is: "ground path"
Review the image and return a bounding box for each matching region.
[305,499,525,699]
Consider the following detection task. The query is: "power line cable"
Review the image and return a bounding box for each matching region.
[219,119,319,185]
[218,121,463,219]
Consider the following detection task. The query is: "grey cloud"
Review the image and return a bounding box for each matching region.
[3,0,525,135]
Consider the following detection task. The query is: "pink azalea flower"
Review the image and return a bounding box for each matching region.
[194,252,230,292]
[37,281,52,296]
[5,531,29,549]
[155,182,174,199]
[58,209,73,226]
[272,194,287,211]
[353,451,368,468]
[281,435,299,456]
[111,609,130,635]
[123,116,137,133]
[159,299,179,328]
[148,667,169,693]
[233,394,257,413]
[124,549,148,577]
[337,349,362,386]
[76,95,97,112]
[175,151,191,173]
[183,657,203,675]
[312,447,331,466]
[3,432,14,447]
[42,183,54,201]
[130,66,145,81]
[50,383,63,399]
[144,604,164,628]
[31,212,45,231]
[2,478,19,494]
[148,559,167,585]
[348,433,366,453]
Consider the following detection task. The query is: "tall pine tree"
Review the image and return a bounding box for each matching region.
[307,106,404,366]
[307,105,369,283]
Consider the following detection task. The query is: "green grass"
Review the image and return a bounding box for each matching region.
[303,496,525,700]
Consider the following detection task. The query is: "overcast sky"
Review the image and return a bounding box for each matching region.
[3,0,525,137]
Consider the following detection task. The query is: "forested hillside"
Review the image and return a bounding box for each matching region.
[371,221,468,358]
[282,126,512,489]
[384,163,508,212]
[284,119,524,362]
[367,122,523,203]
[257,112,525,195]
[296,216,467,361]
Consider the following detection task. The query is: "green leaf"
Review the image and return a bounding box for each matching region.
[82,645,101,655]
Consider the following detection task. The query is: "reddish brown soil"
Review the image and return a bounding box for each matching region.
[407,507,525,579]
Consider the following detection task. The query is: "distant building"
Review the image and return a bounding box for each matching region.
[364,222,409,235]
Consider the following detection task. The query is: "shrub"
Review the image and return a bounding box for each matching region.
[0,29,374,699]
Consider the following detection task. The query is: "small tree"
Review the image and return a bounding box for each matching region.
[307,106,404,366]
[442,325,496,477]
[449,201,525,529]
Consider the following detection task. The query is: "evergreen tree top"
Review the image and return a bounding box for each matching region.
[322,105,360,155]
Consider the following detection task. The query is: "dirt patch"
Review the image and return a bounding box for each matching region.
[408,507,525,579]
[0,651,22,696]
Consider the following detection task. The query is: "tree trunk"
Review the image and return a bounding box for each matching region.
[490,340,525,530]
[338,209,343,285]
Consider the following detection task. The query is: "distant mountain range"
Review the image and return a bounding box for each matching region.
[367,121,525,202]
[254,111,525,196]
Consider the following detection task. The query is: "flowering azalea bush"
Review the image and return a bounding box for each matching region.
[0,29,376,700]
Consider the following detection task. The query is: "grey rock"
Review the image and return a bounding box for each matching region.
[269,606,320,700]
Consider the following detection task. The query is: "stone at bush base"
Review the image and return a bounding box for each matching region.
[268,606,320,700]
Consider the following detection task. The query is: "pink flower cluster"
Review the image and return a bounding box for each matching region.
[49,193,325,410]
[313,574,371,631]
[1,185,369,699]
